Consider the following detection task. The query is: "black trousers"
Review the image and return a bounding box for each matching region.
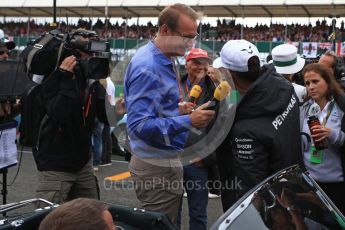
[317,181,345,215]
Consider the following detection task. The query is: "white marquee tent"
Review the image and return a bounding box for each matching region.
[0,0,345,18]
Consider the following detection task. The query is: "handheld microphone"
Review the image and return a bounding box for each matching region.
[178,84,202,115]
[189,85,202,103]
[205,81,231,110]
[214,81,231,101]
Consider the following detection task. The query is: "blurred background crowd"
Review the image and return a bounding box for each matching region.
[1,18,345,42]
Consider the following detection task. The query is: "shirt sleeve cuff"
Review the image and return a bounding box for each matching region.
[171,114,192,132]
[329,129,345,146]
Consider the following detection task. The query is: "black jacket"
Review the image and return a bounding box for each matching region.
[33,68,108,172]
[217,65,303,207]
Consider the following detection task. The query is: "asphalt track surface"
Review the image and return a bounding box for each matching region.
[3,148,223,229]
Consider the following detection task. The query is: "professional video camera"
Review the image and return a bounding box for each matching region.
[21,29,111,82]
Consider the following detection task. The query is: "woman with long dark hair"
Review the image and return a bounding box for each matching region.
[301,63,345,214]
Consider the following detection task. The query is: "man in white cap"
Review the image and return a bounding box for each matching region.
[0,29,15,60]
[272,44,306,103]
[216,40,302,211]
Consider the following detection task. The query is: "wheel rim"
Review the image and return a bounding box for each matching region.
[117,130,126,152]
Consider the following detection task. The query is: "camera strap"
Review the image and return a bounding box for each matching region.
[83,81,97,121]
[55,42,64,70]
[26,33,55,72]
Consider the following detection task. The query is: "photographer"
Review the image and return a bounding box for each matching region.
[0,99,20,123]
[0,29,15,61]
[0,31,20,121]
[33,30,111,203]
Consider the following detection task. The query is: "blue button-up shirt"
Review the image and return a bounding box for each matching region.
[124,41,191,158]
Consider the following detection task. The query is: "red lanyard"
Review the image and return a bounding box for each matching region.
[176,76,184,103]
[84,93,92,118]
[172,60,185,103]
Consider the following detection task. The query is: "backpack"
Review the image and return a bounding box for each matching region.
[19,30,64,148]
[19,83,47,149]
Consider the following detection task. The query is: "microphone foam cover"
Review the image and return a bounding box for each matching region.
[214,81,231,101]
[189,85,202,99]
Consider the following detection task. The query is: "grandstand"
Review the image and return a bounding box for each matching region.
[1,1,345,59]
[1,1,345,92]
[1,19,345,57]
[1,1,345,18]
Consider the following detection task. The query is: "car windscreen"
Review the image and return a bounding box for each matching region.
[214,166,345,230]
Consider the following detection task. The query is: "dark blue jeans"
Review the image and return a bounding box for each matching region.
[92,118,104,166]
[182,164,208,230]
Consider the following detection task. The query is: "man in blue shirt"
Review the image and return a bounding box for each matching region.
[124,3,215,225]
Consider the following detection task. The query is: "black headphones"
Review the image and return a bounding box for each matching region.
[321,51,345,80]
[334,56,345,80]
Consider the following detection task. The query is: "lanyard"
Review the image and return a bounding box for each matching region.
[321,101,335,126]
[172,57,185,103]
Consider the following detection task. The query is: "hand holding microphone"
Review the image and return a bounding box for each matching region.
[189,81,231,128]
[178,84,202,115]
[190,101,215,128]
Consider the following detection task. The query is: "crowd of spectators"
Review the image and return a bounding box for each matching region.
[208,18,345,42]
[1,18,345,42]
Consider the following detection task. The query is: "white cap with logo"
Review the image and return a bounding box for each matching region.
[212,57,222,68]
[219,40,261,72]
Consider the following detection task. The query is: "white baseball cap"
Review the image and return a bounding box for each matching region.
[220,40,261,72]
[0,29,16,50]
[272,44,305,75]
[212,57,223,68]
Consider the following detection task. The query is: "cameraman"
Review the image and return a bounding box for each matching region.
[318,51,345,89]
[34,30,110,203]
